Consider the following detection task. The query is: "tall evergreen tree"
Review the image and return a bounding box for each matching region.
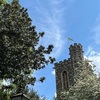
[0,0,55,95]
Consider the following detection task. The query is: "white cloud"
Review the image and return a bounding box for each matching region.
[88,8,100,72]
[52,70,55,75]
[31,0,75,58]
[93,12,100,44]
[93,25,100,44]
[85,46,100,73]
[85,46,93,56]
[55,92,57,98]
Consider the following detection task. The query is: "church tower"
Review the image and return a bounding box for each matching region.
[55,43,84,98]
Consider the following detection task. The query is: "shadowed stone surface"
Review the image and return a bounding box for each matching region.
[55,43,84,97]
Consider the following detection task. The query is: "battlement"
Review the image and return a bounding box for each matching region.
[69,43,82,50]
[55,43,84,68]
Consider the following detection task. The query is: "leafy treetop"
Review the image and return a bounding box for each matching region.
[58,60,100,100]
[0,0,55,93]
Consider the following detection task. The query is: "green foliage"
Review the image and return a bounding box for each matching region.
[0,87,11,100]
[23,86,46,100]
[26,89,46,100]
[58,60,100,100]
[0,0,11,5]
[0,0,55,98]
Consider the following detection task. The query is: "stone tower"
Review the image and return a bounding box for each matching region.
[55,43,84,97]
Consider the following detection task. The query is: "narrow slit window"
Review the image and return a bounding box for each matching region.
[62,71,69,90]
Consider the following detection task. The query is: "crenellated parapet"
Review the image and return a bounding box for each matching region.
[55,43,84,98]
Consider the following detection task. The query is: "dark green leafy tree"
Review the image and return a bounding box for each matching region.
[0,86,12,100]
[58,60,100,100]
[0,0,55,98]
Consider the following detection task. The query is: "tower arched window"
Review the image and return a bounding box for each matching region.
[62,71,69,90]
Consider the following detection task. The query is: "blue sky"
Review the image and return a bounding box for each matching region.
[19,0,100,99]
